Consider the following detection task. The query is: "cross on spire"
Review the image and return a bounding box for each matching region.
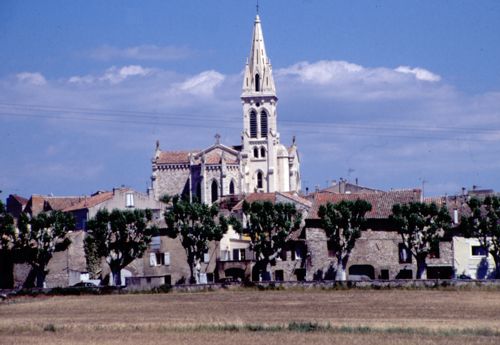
[214,133,221,145]
[256,0,259,14]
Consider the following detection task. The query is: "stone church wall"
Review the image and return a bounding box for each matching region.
[153,166,191,200]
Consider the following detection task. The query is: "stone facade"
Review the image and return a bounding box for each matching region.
[305,225,453,281]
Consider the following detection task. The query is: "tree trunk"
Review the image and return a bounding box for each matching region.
[110,263,122,286]
[335,255,347,281]
[416,255,427,279]
[35,267,47,288]
[493,255,500,279]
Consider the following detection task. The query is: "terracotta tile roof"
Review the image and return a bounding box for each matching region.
[308,189,422,219]
[155,150,198,164]
[10,194,28,205]
[25,195,85,215]
[232,192,312,211]
[63,191,114,212]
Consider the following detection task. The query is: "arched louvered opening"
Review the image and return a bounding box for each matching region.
[229,180,235,195]
[250,110,257,138]
[260,110,268,138]
[211,180,218,203]
[260,147,266,158]
[257,171,263,189]
[255,74,260,92]
[253,147,259,158]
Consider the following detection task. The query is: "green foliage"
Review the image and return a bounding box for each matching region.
[164,196,227,283]
[85,208,157,286]
[460,196,500,278]
[12,211,75,287]
[318,199,372,279]
[391,202,451,278]
[240,201,302,267]
[0,200,15,250]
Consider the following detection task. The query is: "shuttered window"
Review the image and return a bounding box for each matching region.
[260,110,268,137]
[250,110,257,138]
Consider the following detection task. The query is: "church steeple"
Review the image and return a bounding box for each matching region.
[242,15,276,95]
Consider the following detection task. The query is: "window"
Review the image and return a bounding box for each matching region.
[195,183,201,202]
[126,193,134,207]
[255,74,260,91]
[275,270,284,281]
[149,252,170,266]
[428,242,440,259]
[253,147,259,158]
[260,110,268,137]
[229,180,235,195]
[211,180,218,203]
[327,241,336,257]
[396,269,413,279]
[379,269,390,280]
[249,110,257,138]
[150,236,161,250]
[260,147,266,158]
[203,252,210,263]
[291,244,303,261]
[232,248,246,261]
[256,171,263,189]
[280,249,287,261]
[471,245,488,257]
[399,243,412,263]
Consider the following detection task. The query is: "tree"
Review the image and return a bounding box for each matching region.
[238,201,302,281]
[391,202,451,279]
[164,197,227,284]
[318,200,372,281]
[0,200,16,288]
[15,211,75,288]
[460,196,500,278]
[85,209,157,286]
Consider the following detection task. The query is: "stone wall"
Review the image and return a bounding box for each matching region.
[153,166,191,200]
[306,227,453,281]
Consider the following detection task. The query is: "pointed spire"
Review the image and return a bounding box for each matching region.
[242,14,276,95]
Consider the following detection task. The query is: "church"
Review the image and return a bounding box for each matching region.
[151,14,301,203]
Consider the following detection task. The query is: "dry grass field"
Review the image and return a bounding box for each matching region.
[1,289,500,345]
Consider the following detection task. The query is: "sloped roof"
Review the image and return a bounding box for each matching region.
[63,191,114,212]
[155,151,197,164]
[9,194,28,205]
[309,189,422,219]
[232,192,312,211]
[26,195,84,215]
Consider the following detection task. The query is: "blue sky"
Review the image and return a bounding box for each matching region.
[1,0,500,199]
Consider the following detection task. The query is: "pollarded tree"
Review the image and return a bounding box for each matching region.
[391,202,451,279]
[15,211,75,288]
[164,197,227,284]
[461,196,500,278]
[0,200,16,288]
[85,209,157,286]
[239,201,303,281]
[318,200,372,281]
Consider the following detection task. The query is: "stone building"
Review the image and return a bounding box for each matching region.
[304,190,454,281]
[151,14,301,204]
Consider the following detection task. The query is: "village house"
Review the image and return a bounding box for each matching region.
[304,190,454,281]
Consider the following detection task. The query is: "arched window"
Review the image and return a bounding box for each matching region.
[260,147,266,158]
[260,110,268,138]
[229,180,235,195]
[211,180,218,203]
[253,147,259,158]
[249,110,257,138]
[257,171,263,189]
[255,74,260,92]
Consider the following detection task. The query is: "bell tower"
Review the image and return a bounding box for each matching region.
[241,14,281,193]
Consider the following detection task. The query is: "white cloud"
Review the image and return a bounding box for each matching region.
[395,66,441,82]
[177,70,225,96]
[16,72,47,85]
[100,65,152,84]
[90,44,192,61]
[277,60,363,84]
